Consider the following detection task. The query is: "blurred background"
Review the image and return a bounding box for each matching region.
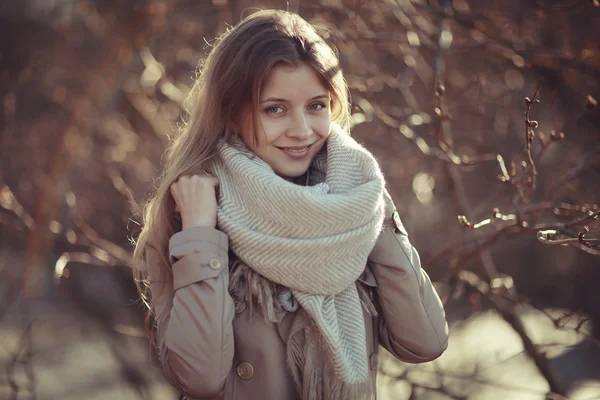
[1,0,600,399]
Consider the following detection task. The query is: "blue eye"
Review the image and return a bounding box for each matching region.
[266,106,284,114]
[309,103,326,111]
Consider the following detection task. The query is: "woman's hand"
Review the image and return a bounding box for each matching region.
[170,174,219,229]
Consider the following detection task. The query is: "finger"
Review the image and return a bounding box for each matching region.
[197,175,218,186]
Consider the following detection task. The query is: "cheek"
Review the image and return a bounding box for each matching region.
[316,115,332,137]
[257,116,285,145]
[241,115,271,150]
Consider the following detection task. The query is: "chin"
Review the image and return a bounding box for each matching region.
[276,167,309,179]
[270,159,311,178]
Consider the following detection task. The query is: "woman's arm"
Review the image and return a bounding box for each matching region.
[368,197,449,362]
[145,226,235,398]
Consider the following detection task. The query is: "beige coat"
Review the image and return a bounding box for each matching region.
[145,212,448,400]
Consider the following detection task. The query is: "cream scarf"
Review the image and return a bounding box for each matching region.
[211,126,385,389]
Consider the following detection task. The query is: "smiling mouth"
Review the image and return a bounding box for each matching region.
[276,144,313,158]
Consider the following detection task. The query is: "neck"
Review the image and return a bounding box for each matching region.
[284,171,309,186]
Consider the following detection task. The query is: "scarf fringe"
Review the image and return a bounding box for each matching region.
[230,262,376,400]
[229,260,280,323]
[213,128,385,383]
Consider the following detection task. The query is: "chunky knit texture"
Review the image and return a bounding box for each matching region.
[211,126,386,384]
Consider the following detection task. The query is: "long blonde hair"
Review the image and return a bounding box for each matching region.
[131,9,351,333]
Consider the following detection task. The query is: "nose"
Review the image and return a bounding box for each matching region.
[286,112,311,139]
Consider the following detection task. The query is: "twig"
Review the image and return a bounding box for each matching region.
[0,185,35,230]
[106,167,142,216]
[74,217,132,264]
[522,79,543,202]
[537,230,600,256]
[454,204,600,256]
[5,304,36,399]
[22,5,159,297]
[373,103,501,166]
[458,271,566,395]
[533,307,600,348]
[381,352,562,397]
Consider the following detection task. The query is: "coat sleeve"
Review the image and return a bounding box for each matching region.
[368,204,449,363]
[145,226,235,399]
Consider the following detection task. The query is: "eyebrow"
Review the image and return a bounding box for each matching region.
[259,94,329,103]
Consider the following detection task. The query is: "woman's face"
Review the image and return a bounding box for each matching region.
[241,63,332,179]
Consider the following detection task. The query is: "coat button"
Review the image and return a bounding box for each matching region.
[209,259,221,270]
[237,361,254,380]
[369,353,379,370]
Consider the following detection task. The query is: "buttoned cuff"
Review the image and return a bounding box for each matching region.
[169,227,229,291]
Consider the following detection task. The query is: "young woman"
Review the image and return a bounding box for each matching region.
[133,9,448,400]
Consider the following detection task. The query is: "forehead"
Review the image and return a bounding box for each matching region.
[261,63,328,99]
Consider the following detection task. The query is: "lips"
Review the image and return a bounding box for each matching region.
[276,144,312,150]
[276,143,313,158]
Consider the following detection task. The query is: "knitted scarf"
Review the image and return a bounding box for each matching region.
[211,127,385,396]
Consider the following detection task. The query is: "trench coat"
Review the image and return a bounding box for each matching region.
[145,209,449,400]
